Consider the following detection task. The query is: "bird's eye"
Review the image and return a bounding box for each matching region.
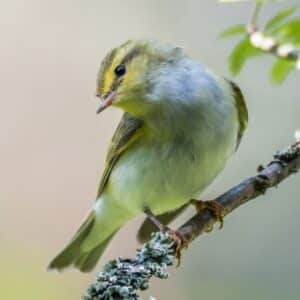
[114,64,126,77]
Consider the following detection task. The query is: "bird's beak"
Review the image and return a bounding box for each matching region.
[96,91,117,114]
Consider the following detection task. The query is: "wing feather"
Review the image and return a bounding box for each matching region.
[228,80,248,149]
[96,113,143,198]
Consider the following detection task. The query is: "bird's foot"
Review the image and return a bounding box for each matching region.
[144,207,188,266]
[190,199,225,229]
[165,228,189,266]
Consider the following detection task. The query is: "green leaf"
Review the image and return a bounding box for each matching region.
[219,0,280,2]
[271,59,296,83]
[219,0,267,2]
[229,38,263,75]
[273,19,300,43]
[219,0,250,2]
[219,24,246,38]
[265,5,299,32]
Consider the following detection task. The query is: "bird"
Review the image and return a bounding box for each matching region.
[48,39,248,272]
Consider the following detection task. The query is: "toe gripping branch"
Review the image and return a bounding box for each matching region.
[144,207,189,264]
[190,199,226,229]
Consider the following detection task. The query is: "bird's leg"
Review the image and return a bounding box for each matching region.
[190,199,225,229]
[144,208,188,264]
[144,208,168,233]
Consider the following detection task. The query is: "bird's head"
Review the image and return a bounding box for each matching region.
[96,39,184,117]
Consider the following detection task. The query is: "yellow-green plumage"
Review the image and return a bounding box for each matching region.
[96,113,143,197]
[48,39,248,272]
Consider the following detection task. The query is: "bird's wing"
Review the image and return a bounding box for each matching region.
[96,113,143,198]
[228,80,248,149]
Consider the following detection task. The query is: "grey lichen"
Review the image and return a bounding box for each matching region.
[82,232,175,300]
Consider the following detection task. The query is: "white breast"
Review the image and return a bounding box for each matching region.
[104,60,239,215]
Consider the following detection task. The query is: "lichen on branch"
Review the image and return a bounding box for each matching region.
[83,232,175,300]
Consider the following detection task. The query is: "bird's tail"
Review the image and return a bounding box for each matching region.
[48,198,130,272]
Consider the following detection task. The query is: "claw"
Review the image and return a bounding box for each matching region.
[144,208,189,266]
[166,229,188,267]
[190,199,225,229]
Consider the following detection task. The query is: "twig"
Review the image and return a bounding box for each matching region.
[247,2,300,68]
[248,1,263,33]
[83,141,300,300]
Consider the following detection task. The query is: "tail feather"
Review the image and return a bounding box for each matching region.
[74,232,116,272]
[48,212,96,271]
[48,195,132,273]
[48,211,117,272]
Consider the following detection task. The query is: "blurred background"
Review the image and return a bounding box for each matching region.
[1,0,299,299]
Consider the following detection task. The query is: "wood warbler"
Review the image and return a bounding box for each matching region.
[49,39,248,272]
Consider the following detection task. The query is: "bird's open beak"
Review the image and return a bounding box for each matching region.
[96,91,117,114]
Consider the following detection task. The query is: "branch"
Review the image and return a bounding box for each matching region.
[83,141,300,300]
[247,2,300,68]
[178,142,300,242]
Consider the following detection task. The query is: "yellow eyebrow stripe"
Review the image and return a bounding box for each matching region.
[99,42,145,95]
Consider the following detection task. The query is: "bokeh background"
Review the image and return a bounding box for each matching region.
[1,0,299,299]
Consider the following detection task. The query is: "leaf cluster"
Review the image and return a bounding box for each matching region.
[220,4,300,83]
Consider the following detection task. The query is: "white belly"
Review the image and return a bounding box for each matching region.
[105,119,237,216]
